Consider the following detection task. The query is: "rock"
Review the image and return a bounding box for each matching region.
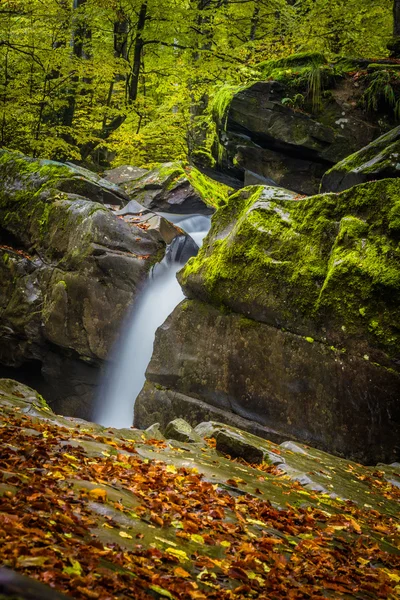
[135,299,400,464]
[211,54,388,194]
[0,567,74,600]
[144,423,165,440]
[103,164,149,186]
[135,382,289,445]
[214,430,265,464]
[121,162,229,214]
[0,150,164,418]
[169,180,400,462]
[179,181,400,367]
[1,376,400,599]
[0,378,50,412]
[164,418,202,443]
[321,125,400,192]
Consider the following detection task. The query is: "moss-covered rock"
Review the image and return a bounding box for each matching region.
[321,125,400,192]
[0,150,166,418]
[179,180,400,367]
[121,161,230,214]
[210,53,395,194]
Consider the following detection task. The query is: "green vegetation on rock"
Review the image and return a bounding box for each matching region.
[180,179,400,362]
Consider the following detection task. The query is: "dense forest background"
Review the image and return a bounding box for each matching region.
[0,0,393,167]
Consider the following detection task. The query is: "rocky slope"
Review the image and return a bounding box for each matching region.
[0,379,399,600]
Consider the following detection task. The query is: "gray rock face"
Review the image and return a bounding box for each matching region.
[164,418,202,443]
[136,179,400,465]
[321,125,400,192]
[103,164,149,186]
[135,299,400,465]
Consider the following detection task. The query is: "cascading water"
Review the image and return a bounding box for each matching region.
[94,214,211,429]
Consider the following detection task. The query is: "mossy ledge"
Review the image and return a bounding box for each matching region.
[179,179,400,366]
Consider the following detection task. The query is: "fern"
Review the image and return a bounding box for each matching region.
[361,70,400,119]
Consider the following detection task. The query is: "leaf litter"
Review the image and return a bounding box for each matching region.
[0,409,399,600]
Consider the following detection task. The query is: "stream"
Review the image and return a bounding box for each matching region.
[94,214,211,429]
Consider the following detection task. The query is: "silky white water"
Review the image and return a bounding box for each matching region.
[95,214,210,429]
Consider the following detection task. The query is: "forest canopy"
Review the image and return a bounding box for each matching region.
[0,0,393,167]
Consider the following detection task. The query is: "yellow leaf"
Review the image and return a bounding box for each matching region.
[63,559,82,577]
[64,453,79,462]
[119,531,133,539]
[174,567,190,578]
[149,585,175,599]
[190,534,204,545]
[89,488,107,502]
[166,548,188,562]
[220,541,231,548]
[155,536,177,546]
[166,465,177,474]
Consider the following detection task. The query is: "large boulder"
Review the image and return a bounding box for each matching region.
[210,54,397,195]
[179,182,400,366]
[136,180,400,463]
[0,150,171,417]
[321,125,400,192]
[135,300,400,464]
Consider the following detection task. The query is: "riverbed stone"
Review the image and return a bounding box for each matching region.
[164,418,202,443]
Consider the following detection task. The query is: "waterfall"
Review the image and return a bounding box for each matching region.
[94,214,211,429]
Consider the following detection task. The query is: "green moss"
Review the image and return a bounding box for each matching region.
[0,151,76,250]
[186,167,231,208]
[180,179,400,359]
[258,52,327,76]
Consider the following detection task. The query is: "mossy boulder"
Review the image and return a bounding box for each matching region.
[211,53,389,194]
[321,125,400,192]
[0,150,168,418]
[121,162,230,214]
[179,181,400,367]
[132,179,400,462]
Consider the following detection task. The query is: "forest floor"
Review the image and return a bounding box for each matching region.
[0,379,399,600]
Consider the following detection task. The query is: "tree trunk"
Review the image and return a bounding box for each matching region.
[128,2,147,103]
[62,0,91,128]
[389,0,400,56]
[395,0,400,37]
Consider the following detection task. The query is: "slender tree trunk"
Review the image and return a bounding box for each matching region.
[62,0,91,127]
[128,2,147,103]
[249,4,260,41]
[389,0,400,56]
[395,0,400,37]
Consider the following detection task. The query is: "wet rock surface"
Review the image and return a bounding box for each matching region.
[0,380,399,600]
[116,162,224,215]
